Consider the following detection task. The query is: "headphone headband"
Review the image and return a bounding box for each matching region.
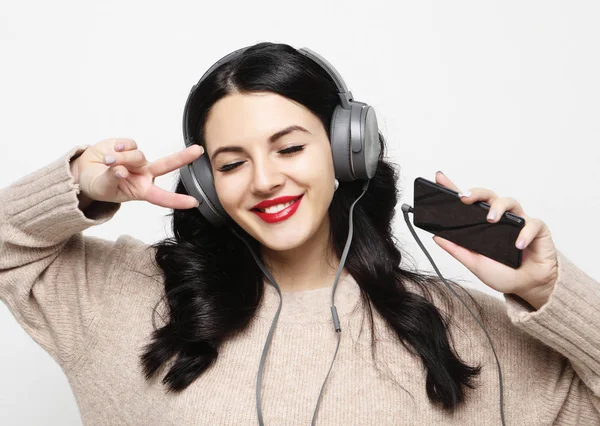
[184,46,354,148]
[297,48,353,109]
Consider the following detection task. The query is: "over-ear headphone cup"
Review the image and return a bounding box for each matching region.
[330,103,381,181]
[180,153,229,227]
[330,105,354,181]
[362,106,381,179]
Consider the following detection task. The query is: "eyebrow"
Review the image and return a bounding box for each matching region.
[210,124,312,162]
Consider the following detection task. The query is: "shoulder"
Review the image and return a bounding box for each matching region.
[98,234,164,298]
[113,234,157,263]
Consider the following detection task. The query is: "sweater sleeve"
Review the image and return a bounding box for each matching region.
[503,250,600,422]
[0,145,124,372]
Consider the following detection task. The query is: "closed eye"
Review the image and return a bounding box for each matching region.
[218,145,306,173]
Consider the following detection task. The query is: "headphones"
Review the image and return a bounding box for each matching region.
[180,45,382,227]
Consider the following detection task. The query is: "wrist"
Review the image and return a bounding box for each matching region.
[514,280,556,311]
[69,157,94,211]
[69,156,82,183]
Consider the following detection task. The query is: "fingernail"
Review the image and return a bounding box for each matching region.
[115,171,124,179]
[517,239,526,249]
[487,209,497,221]
[115,143,125,151]
[104,155,116,165]
[458,190,471,198]
[436,170,444,176]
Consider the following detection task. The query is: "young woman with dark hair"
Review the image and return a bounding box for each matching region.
[1,42,598,425]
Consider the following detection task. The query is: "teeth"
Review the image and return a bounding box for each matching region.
[260,199,296,214]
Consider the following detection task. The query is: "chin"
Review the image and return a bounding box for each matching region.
[254,224,314,252]
[260,235,309,252]
[232,210,316,252]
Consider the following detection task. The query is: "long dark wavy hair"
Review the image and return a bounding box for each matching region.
[140,42,484,411]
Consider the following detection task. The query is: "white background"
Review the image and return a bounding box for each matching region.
[1,0,599,424]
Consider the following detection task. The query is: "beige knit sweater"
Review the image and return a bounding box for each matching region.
[1,145,599,426]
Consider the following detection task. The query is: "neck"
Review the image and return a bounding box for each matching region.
[260,216,348,293]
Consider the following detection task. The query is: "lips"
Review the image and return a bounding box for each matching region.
[251,194,304,224]
[251,194,303,211]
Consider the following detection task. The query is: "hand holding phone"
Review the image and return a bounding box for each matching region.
[413,177,525,268]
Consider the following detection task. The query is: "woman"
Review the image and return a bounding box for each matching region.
[1,42,598,425]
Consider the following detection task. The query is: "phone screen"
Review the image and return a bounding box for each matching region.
[413,177,525,269]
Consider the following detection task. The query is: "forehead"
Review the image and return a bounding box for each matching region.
[204,92,318,148]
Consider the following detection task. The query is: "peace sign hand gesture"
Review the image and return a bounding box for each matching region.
[70,138,204,210]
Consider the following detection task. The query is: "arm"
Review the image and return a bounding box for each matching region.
[0,145,124,371]
[504,250,600,422]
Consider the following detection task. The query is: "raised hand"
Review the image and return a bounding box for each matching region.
[70,138,204,210]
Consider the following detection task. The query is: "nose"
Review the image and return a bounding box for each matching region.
[250,157,285,194]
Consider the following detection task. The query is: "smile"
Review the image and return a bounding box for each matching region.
[251,194,304,223]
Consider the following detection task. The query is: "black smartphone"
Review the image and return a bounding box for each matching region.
[413,177,526,269]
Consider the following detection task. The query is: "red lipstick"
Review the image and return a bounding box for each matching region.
[252,195,302,210]
[251,194,304,224]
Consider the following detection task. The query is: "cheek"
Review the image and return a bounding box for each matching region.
[294,146,335,183]
[214,175,246,214]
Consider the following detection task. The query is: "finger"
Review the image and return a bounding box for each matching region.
[95,165,129,194]
[104,150,148,169]
[433,235,481,272]
[433,235,515,293]
[485,197,526,222]
[435,171,462,193]
[515,217,544,250]
[147,145,205,177]
[457,187,498,204]
[143,184,200,209]
[112,165,129,179]
[113,139,138,152]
